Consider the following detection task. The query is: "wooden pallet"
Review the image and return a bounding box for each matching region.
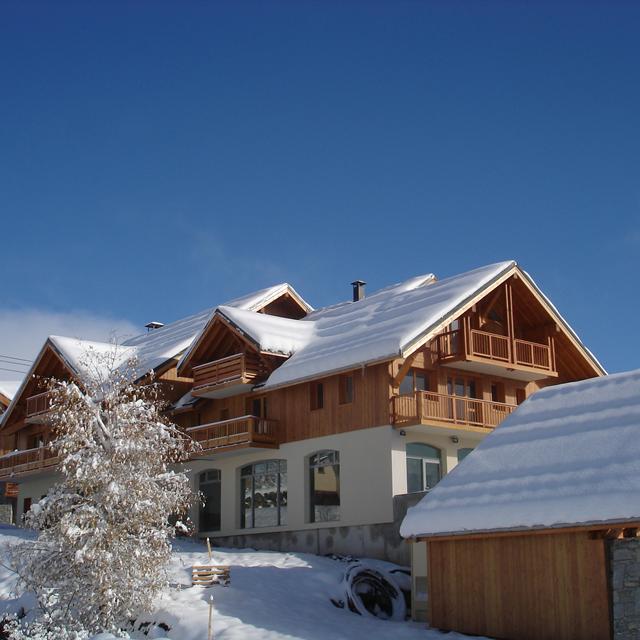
[192,564,230,587]
[192,538,230,587]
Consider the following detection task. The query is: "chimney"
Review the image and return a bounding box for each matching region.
[145,321,164,332]
[351,280,366,302]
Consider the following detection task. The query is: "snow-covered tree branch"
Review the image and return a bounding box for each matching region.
[8,345,198,638]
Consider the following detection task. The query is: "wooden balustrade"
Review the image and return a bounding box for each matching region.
[186,415,278,452]
[435,326,554,374]
[25,391,54,418]
[392,391,515,430]
[469,329,510,362]
[514,338,551,370]
[0,446,59,479]
[192,353,263,393]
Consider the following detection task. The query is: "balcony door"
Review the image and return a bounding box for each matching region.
[447,376,480,424]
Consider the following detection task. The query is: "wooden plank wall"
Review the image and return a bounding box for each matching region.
[198,362,392,444]
[428,531,611,640]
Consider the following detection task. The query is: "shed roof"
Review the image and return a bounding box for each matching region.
[400,369,640,539]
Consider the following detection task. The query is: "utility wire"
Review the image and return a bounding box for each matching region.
[0,367,29,375]
[0,353,32,363]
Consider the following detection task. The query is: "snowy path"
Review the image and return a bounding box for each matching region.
[0,527,482,640]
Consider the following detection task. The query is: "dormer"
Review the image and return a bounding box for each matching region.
[178,306,312,399]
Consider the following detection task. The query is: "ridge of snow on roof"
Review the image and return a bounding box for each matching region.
[222,282,313,313]
[261,261,514,389]
[0,382,21,402]
[400,369,640,539]
[218,306,315,356]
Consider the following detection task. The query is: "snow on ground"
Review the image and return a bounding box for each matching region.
[0,526,481,640]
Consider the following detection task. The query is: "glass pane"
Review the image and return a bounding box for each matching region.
[424,461,441,490]
[278,470,287,526]
[415,372,427,392]
[455,378,464,397]
[406,443,440,461]
[311,464,340,522]
[399,372,414,396]
[200,480,221,531]
[406,457,424,493]
[253,472,279,528]
[240,476,253,529]
[468,380,477,399]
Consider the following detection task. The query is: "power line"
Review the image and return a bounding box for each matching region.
[0,353,32,364]
[0,367,29,375]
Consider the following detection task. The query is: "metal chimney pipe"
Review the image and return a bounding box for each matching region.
[351,280,366,302]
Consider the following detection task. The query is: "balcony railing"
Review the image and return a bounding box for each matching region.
[392,390,516,430]
[25,391,54,420]
[186,415,278,452]
[0,446,59,480]
[192,353,264,394]
[436,327,555,374]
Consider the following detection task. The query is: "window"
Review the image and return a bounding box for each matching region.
[339,375,354,405]
[219,408,229,421]
[516,388,526,405]
[240,460,287,528]
[27,433,45,449]
[250,397,268,418]
[399,369,431,396]
[22,498,31,519]
[406,443,441,493]
[309,450,340,522]
[199,469,221,531]
[310,382,324,410]
[457,448,474,463]
[491,382,505,403]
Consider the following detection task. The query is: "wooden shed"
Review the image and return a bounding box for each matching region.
[401,370,640,640]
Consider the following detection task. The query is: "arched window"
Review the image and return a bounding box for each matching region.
[309,450,340,523]
[457,447,474,463]
[199,470,221,532]
[406,443,441,493]
[240,460,287,529]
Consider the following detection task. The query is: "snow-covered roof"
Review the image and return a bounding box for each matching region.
[222,282,312,314]
[259,262,515,389]
[0,283,310,428]
[400,369,640,539]
[50,283,310,381]
[218,306,315,356]
[0,381,21,405]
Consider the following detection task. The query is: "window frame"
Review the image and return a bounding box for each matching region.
[198,469,222,532]
[338,374,354,405]
[239,459,287,529]
[308,450,340,523]
[406,443,442,493]
[310,381,324,411]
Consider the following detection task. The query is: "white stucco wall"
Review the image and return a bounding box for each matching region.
[16,471,62,519]
[186,424,397,537]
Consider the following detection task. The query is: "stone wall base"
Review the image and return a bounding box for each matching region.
[610,538,640,640]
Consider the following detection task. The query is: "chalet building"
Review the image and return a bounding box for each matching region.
[401,370,640,640]
[0,261,604,568]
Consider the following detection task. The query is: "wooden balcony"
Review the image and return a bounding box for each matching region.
[0,446,59,480]
[186,415,278,454]
[435,325,557,381]
[392,391,516,432]
[25,391,55,424]
[191,353,265,398]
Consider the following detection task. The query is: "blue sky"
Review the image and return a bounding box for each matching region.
[0,1,638,378]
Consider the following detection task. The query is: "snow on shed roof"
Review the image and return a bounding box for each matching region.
[400,369,640,539]
[259,261,514,389]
